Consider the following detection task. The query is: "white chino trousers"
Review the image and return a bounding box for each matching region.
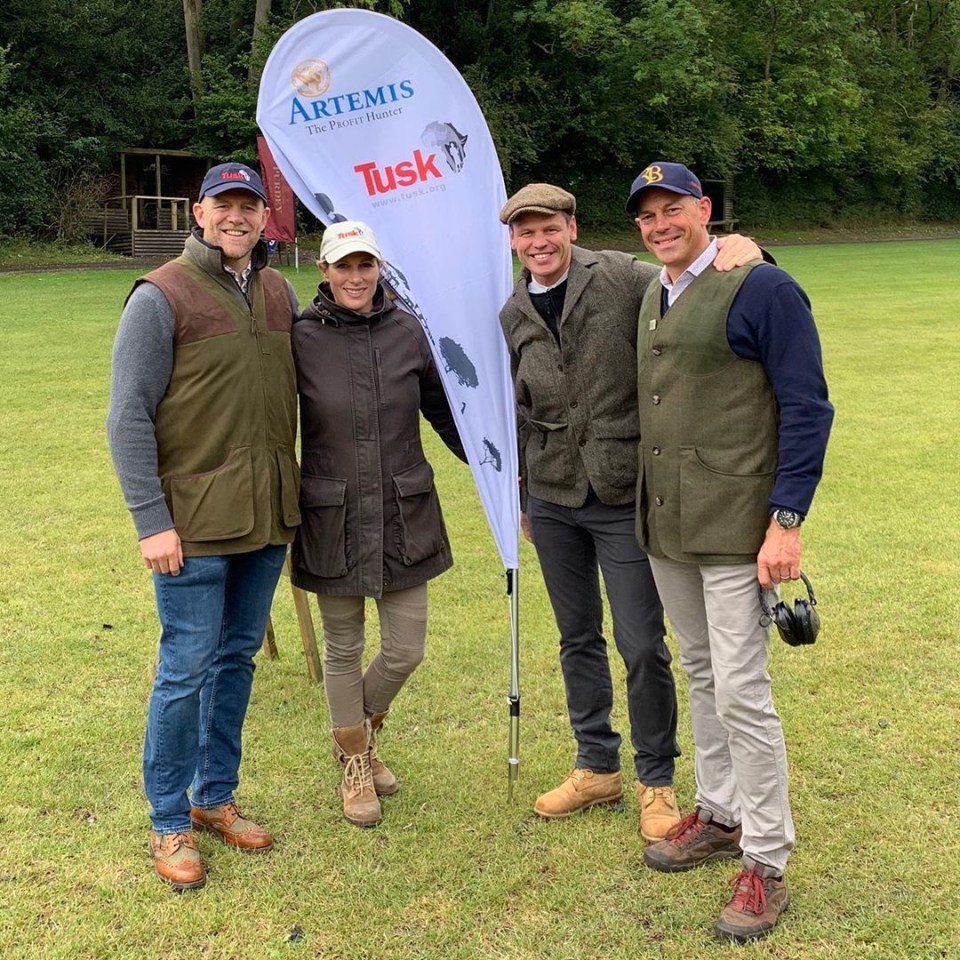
[648,556,795,872]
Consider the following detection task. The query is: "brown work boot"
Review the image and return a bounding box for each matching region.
[190,801,273,853]
[637,782,681,841]
[367,711,399,797]
[332,722,382,827]
[149,830,206,891]
[714,864,790,942]
[534,769,624,819]
[643,808,742,873]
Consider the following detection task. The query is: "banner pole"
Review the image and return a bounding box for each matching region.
[506,567,520,802]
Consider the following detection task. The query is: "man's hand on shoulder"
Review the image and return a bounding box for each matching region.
[140,529,184,577]
[756,520,801,589]
[713,234,763,271]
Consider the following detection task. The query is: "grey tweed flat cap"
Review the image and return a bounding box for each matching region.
[499,183,576,224]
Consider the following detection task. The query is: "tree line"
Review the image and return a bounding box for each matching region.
[2,0,959,238]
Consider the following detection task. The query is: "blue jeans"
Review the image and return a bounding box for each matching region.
[144,544,287,833]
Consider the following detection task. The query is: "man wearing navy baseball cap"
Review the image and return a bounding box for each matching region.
[107,162,300,891]
[629,161,833,942]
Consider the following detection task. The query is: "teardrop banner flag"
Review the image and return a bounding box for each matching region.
[256,9,519,572]
[256,135,297,243]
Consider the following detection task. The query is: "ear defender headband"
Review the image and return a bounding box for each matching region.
[759,571,820,647]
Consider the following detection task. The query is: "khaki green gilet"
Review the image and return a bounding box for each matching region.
[137,251,300,556]
[635,263,777,563]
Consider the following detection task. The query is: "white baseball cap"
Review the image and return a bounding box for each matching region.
[319,220,383,264]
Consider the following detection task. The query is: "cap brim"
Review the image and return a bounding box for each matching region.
[322,241,383,263]
[202,182,268,203]
[502,204,573,224]
[626,184,698,214]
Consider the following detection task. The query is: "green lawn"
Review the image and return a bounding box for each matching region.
[1,243,958,959]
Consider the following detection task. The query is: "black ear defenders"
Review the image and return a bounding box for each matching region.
[759,571,820,647]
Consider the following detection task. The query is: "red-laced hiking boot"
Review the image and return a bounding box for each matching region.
[714,866,790,942]
[190,802,274,853]
[149,830,206,891]
[643,808,742,873]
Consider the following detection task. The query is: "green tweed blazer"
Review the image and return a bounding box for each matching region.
[499,245,658,509]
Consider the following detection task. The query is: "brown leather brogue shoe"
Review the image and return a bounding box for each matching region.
[190,802,274,853]
[534,769,624,819]
[643,808,742,873]
[149,830,206,891]
[714,866,790,941]
[637,782,681,841]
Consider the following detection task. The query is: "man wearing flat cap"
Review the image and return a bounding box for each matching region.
[497,180,764,838]
[107,162,301,891]
[627,162,832,942]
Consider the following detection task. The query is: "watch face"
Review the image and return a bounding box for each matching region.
[775,509,801,529]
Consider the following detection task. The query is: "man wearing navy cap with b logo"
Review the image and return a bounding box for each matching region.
[107,162,301,890]
[628,161,833,941]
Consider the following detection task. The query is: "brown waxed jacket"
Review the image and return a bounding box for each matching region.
[499,245,658,510]
[290,284,466,598]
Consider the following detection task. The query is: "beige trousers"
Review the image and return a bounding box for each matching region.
[647,556,795,872]
[317,583,428,728]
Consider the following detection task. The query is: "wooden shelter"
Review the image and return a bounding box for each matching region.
[85,148,209,258]
[704,173,740,233]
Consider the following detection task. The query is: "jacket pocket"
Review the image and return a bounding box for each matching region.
[276,447,301,528]
[679,447,774,556]
[592,421,641,491]
[298,475,350,577]
[392,460,444,566]
[168,446,255,543]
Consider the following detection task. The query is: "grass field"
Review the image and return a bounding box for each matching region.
[1,242,958,960]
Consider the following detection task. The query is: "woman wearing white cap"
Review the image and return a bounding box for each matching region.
[290,221,466,827]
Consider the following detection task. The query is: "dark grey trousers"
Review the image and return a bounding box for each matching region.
[527,490,679,784]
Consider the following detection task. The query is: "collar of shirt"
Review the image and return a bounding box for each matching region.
[661,237,718,307]
[528,269,570,295]
[224,262,253,294]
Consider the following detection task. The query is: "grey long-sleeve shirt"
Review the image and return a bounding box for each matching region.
[106,273,298,541]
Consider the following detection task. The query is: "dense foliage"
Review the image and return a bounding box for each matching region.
[2,0,960,234]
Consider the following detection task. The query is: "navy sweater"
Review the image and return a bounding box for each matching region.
[663,262,834,517]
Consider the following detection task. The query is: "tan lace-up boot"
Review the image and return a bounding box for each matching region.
[367,711,399,796]
[637,782,681,841]
[533,769,624,818]
[331,722,381,827]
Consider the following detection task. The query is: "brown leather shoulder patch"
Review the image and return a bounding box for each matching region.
[260,268,294,333]
[143,261,239,346]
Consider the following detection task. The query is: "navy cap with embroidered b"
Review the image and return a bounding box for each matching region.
[199,163,268,204]
[625,162,703,215]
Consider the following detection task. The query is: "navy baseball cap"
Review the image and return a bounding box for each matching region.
[625,162,703,215]
[199,163,268,203]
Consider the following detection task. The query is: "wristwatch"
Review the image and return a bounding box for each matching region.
[771,508,803,530]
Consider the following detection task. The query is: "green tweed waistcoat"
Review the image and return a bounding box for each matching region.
[139,254,300,556]
[635,263,777,564]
